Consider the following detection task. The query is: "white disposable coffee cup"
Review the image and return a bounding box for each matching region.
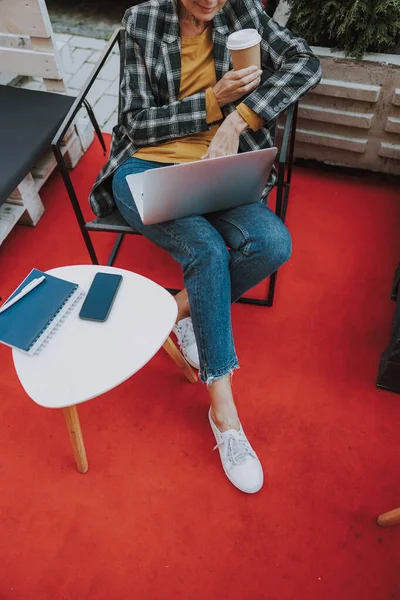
[226,29,262,70]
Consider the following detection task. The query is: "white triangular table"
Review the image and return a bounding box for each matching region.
[13,265,196,473]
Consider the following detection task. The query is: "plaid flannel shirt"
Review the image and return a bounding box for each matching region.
[89,0,321,217]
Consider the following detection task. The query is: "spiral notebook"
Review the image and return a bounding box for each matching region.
[0,269,85,355]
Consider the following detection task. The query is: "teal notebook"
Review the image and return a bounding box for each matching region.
[0,269,84,355]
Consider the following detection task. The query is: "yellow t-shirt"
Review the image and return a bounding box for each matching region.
[134,25,264,163]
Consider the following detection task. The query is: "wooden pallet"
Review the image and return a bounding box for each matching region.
[1,118,94,245]
[0,0,95,246]
[0,204,26,245]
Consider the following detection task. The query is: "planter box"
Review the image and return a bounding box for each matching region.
[292,47,400,175]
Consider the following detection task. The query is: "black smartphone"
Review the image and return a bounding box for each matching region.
[79,272,123,322]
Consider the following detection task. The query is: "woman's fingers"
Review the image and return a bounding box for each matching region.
[228,69,262,90]
[231,65,260,80]
[208,148,225,159]
[228,70,262,97]
[235,69,262,86]
[212,66,263,107]
[237,76,262,94]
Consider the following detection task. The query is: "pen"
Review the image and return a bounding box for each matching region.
[0,276,46,314]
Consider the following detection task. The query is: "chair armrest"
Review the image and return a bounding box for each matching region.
[51,26,123,148]
[278,102,296,167]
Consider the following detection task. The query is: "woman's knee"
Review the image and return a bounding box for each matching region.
[112,164,131,202]
[274,221,292,265]
[184,231,230,272]
[254,218,292,268]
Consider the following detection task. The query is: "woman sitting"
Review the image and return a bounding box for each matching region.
[89,0,321,494]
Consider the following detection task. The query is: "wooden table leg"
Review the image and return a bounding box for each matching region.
[377,507,400,527]
[163,336,198,383]
[63,405,88,473]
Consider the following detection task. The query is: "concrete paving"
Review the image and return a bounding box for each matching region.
[18,33,119,134]
[47,0,132,39]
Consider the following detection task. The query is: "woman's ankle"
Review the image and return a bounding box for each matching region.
[209,375,240,431]
[175,289,191,322]
[210,406,239,432]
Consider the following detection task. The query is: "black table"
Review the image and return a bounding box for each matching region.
[0,85,75,206]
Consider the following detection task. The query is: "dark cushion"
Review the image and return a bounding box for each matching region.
[0,85,75,205]
[85,210,138,234]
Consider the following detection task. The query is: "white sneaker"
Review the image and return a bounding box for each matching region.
[209,409,263,494]
[172,316,200,370]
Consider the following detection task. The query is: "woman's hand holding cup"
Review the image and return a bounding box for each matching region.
[212,66,262,107]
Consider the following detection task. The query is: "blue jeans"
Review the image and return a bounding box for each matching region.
[112,157,292,384]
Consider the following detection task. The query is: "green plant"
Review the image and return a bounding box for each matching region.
[287,0,400,59]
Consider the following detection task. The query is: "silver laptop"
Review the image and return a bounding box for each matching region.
[126,147,277,225]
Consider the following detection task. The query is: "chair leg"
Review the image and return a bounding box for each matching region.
[282,182,290,223]
[168,283,276,307]
[286,101,298,188]
[275,163,284,221]
[236,272,276,307]
[281,105,298,223]
[83,99,107,155]
[52,145,99,265]
[107,233,125,266]
[267,271,277,306]
[377,507,400,527]
[163,336,198,383]
[391,264,400,301]
[63,405,88,473]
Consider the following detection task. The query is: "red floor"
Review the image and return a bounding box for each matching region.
[1,139,400,600]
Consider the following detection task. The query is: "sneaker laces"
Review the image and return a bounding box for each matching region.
[213,429,256,466]
[175,318,196,351]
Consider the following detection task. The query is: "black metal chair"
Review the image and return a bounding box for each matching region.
[52,26,298,307]
[376,263,400,394]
